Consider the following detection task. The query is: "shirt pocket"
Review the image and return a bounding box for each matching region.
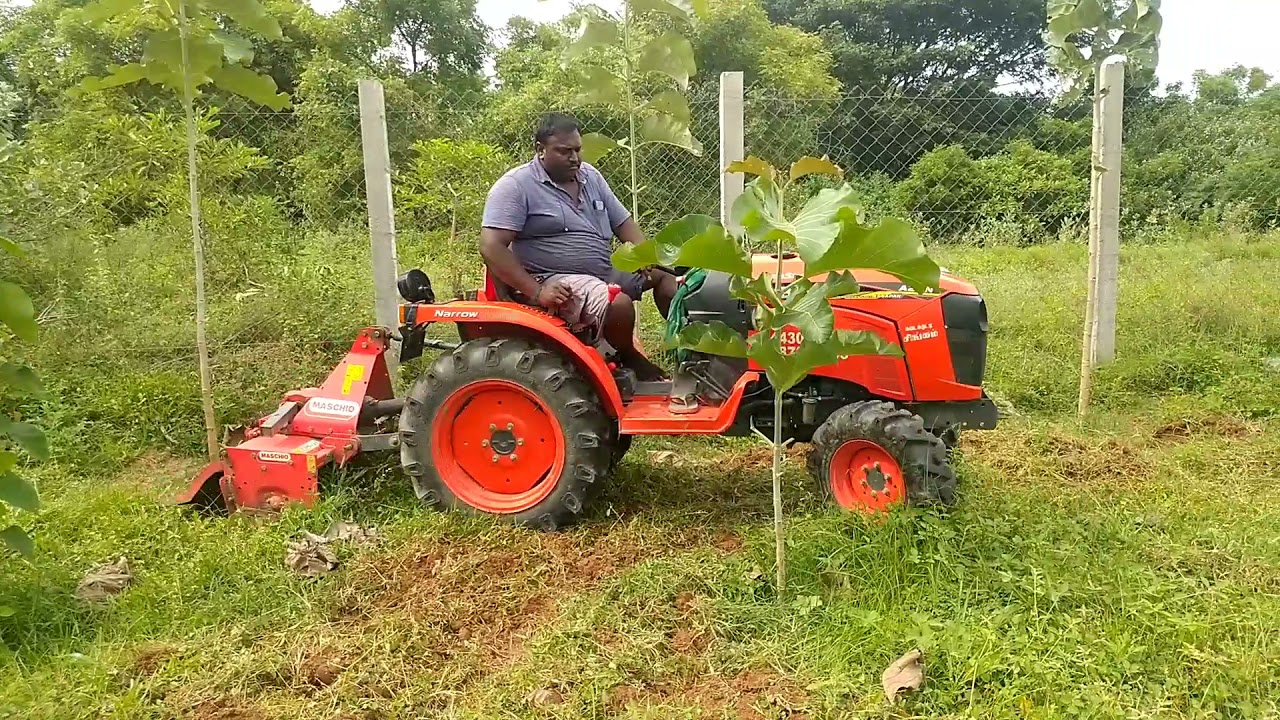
[585,193,612,236]
[524,197,565,234]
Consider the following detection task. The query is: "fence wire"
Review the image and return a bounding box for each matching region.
[1,82,1277,388]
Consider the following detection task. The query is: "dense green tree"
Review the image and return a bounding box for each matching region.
[344,0,487,86]
[762,0,1048,93]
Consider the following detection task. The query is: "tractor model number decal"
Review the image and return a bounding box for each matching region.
[258,450,292,464]
[903,323,939,343]
[304,398,361,419]
[341,364,365,395]
[778,326,803,356]
[294,439,322,454]
[431,310,480,319]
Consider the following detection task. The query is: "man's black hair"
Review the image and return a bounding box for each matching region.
[535,112,582,144]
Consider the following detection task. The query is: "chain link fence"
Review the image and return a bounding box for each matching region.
[1,79,1277,457]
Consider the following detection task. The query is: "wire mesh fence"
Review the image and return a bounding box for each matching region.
[2,80,1278,389]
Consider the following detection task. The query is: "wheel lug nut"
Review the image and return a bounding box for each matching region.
[481,440,489,447]
[517,439,524,446]
[489,424,496,431]
[510,454,518,462]
[506,423,514,430]
[492,454,499,463]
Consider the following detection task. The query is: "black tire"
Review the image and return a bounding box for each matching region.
[398,337,614,531]
[611,433,633,470]
[937,426,961,452]
[807,400,956,509]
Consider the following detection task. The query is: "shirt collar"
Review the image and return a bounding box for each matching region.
[530,156,582,185]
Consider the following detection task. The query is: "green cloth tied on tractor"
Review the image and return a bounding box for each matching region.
[663,268,708,362]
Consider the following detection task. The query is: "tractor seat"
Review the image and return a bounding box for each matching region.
[481,269,624,349]
[482,270,623,307]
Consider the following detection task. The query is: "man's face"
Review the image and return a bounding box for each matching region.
[537,130,582,182]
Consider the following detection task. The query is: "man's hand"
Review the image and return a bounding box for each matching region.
[534,278,572,309]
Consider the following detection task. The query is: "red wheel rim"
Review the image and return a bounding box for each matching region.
[829,440,905,512]
[432,379,565,514]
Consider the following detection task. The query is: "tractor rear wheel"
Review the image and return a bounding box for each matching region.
[399,337,613,530]
[807,401,956,512]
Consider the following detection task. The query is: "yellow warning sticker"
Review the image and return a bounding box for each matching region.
[342,364,366,395]
[306,455,317,475]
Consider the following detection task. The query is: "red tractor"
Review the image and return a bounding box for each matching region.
[179,255,997,529]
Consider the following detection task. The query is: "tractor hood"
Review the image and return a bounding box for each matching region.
[749,254,980,296]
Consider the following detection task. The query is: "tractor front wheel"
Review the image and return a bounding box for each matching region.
[807,401,956,512]
[399,338,613,530]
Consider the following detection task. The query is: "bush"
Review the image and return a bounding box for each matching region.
[895,141,1087,243]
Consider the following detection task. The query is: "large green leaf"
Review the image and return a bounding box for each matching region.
[629,0,695,21]
[0,419,48,461]
[0,238,24,257]
[729,274,781,306]
[644,90,691,121]
[0,525,33,559]
[807,215,940,293]
[612,215,751,276]
[140,31,222,91]
[209,66,290,110]
[1072,0,1106,28]
[759,271,860,345]
[735,181,863,261]
[207,0,283,40]
[638,114,702,156]
[0,451,15,475]
[212,30,255,65]
[577,66,623,105]
[1133,10,1162,38]
[580,132,620,164]
[562,16,618,63]
[789,156,843,184]
[0,471,39,512]
[77,64,148,93]
[671,321,749,358]
[766,279,836,344]
[749,329,902,393]
[0,281,38,343]
[0,363,42,396]
[726,156,776,180]
[729,175,788,245]
[1128,46,1158,72]
[637,33,696,90]
[1046,12,1079,45]
[1047,0,1074,15]
[82,0,142,22]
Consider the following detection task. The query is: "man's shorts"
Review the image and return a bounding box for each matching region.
[527,271,646,343]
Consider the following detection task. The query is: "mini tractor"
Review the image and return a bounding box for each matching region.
[179,256,998,528]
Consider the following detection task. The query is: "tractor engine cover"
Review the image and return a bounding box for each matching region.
[683,270,753,336]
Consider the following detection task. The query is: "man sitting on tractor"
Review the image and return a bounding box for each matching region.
[479,112,677,381]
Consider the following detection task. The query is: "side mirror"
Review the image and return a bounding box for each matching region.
[397,269,436,304]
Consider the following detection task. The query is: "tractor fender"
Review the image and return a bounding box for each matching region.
[406,301,624,417]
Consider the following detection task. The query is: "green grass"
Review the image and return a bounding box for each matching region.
[2,229,1279,718]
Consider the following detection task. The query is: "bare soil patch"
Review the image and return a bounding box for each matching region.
[606,668,810,719]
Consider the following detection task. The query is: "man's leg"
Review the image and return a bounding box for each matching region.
[612,268,680,319]
[603,292,666,381]
[544,274,666,381]
[648,269,679,318]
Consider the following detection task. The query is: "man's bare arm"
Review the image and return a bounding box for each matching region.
[614,216,646,245]
[479,227,542,297]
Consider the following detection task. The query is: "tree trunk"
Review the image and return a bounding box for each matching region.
[771,244,786,595]
[1078,70,1105,417]
[179,0,220,460]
